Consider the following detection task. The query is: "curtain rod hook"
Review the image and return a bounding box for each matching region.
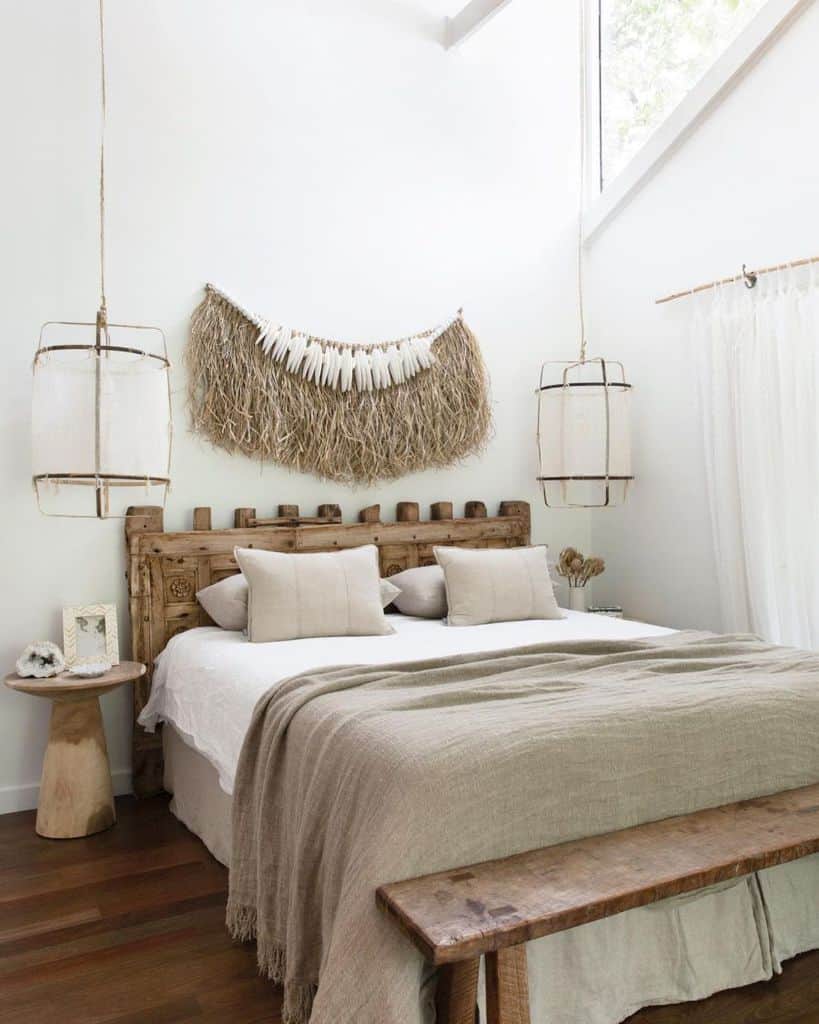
[742,263,758,289]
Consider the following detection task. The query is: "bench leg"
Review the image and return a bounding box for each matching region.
[436,959,480,1024]
[485,945,530,1024]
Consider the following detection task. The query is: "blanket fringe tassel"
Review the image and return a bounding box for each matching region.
[226,903,258,944]
[282,981,317,1024]
[227,903,316,1024]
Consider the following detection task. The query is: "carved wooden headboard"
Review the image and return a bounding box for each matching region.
[125,499,530,795]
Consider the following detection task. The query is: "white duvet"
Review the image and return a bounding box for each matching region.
[139,610,672,794]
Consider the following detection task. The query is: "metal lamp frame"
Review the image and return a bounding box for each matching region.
[33,307,173,519]
[536,356,633,509]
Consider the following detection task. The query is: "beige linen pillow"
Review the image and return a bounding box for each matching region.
[197,573,400,632]
[389,565,447,619]
[235,544,393,642]
[196,573,248,631]
[434,545,563,626]
[379,577,401,608]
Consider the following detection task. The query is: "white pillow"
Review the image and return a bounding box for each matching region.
[235,544,394,642]
[197,571,400,631]
[196,573,248,631]
[389,565,447,619]
[379,576,401,608]
[434,545,564,626]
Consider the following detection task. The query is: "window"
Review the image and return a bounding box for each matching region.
[598,0,768,188]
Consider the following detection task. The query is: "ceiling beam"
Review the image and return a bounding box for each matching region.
[445,0,516,49]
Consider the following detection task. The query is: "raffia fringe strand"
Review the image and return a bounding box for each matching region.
[187,287,493,485]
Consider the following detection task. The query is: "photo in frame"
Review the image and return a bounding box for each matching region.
[62,603,119,666]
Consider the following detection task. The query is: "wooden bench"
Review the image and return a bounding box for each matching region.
[377,783,819,1024]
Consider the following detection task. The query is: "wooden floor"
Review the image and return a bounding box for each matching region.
[0,796,817,1024]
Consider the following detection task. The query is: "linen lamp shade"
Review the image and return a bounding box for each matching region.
[32,317,171,518]
[537,357,632,508]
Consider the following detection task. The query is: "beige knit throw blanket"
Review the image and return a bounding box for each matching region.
[187,285,492,484]
[226,633,819,1024]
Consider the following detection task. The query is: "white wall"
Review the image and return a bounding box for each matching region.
[0,0,587,811]
[586,2,819,628]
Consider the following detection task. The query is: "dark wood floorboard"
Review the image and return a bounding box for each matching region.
[0,796,278,1024]
[0,795,816,1022]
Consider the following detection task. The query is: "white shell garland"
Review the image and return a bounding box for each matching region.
[206,284,451,392]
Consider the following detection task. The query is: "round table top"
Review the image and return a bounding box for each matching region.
[4,661,146,699]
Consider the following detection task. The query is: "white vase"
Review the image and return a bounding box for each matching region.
[568,586,587,612]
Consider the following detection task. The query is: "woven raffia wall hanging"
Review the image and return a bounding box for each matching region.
[187,285,492,484]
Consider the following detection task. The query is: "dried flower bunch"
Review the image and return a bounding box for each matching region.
[556,548,605,588]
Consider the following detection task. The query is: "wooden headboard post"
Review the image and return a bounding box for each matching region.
[125,504,166,796]
[125,499,530,796]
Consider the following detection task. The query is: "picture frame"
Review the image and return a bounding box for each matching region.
[62,603,120,666]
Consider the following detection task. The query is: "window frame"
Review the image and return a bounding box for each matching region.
[582,0,813,242]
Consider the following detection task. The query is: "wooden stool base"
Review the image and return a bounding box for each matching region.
[36,696,115,839]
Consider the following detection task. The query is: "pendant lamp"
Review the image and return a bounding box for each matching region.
[32,0,172,519]
[536,0,632,510]
[536,355,632,508]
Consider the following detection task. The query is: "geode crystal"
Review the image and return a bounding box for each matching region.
[16,641,65,678]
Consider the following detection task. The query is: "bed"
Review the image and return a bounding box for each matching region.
[125,501,819,1024]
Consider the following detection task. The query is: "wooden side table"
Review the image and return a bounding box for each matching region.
[4,661,146,839]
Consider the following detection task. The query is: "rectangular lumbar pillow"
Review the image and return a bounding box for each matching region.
[197,572,400,632]
[388,565,447,619]
[434,545,564,626]
[234,545,394,642]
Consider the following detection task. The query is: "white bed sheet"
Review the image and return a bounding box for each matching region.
[139,610,672,795]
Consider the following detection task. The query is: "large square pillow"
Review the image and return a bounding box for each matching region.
[434,545,563,626]
[234,544,393,642]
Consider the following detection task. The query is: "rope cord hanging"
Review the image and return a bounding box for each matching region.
[576,0,588,365]
[187,286,493,484]
[98,0,107,313]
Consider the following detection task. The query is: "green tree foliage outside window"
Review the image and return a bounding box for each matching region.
[600,0,767,184]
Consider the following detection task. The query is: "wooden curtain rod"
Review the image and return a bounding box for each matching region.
[655,254,819,305]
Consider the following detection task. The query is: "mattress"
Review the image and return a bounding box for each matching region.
[153,612,819,1023]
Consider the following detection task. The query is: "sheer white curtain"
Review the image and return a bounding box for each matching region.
[695,266,819,647]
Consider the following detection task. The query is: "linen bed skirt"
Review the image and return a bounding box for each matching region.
[163,726,819,1024]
